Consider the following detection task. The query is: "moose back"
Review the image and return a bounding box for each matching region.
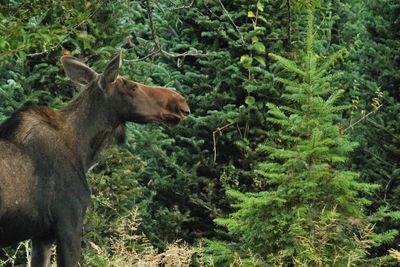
[0,53,189,267]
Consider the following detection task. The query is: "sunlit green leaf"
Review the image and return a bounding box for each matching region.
[257,1,265,11]
[245,96,256,106]
[248,11,256,18]
[240,54,253,68]
[253,42,266,53]
[254,55,266,66]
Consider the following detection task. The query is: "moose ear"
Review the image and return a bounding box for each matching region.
[61,56,98,85]
[100,52,122,89]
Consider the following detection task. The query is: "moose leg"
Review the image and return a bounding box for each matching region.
[53,199,87,267]
[54,217,84,267]
[55,232,81,267]
[31,236,54,267]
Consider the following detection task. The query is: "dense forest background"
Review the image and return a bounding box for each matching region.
[1,0,400,266]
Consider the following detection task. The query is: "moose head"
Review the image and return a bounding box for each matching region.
[61,53,190,126]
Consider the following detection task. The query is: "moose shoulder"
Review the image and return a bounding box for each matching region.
[0,53,189,267]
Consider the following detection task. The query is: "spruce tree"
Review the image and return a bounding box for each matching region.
[214,5,378,265]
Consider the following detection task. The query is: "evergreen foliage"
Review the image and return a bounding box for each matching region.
[1,0,400,266]
[329,0,400,262]
[213,6,378,265]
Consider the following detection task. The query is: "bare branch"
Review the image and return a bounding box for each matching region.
[167,0,196,10]
[343,104,383,133]
[145,0,209,67]
[213,122,235,162]
[123,50,160,62]
[384,175,394,202]
[216,0,246,46]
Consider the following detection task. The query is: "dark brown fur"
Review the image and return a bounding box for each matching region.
[0,53,189,267]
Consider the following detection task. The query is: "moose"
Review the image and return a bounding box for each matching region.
[0,53,190,267]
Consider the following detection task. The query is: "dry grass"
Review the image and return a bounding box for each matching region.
[85,208,194,267]
[388,248,400,262]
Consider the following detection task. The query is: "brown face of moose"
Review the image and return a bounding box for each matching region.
[61,53,190,126]
[107,78,190,126]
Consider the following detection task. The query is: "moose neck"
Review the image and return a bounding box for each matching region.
[61,83,120,172]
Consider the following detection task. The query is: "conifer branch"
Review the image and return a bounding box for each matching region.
[315,48,348,79]
[306,5,314,57]
[269,53,306,77]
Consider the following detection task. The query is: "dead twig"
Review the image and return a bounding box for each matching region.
[383,175,394,202]
[213,122,235,162]
[123,50,160,62]
[343,104,382,133]
[167,0,196,10]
